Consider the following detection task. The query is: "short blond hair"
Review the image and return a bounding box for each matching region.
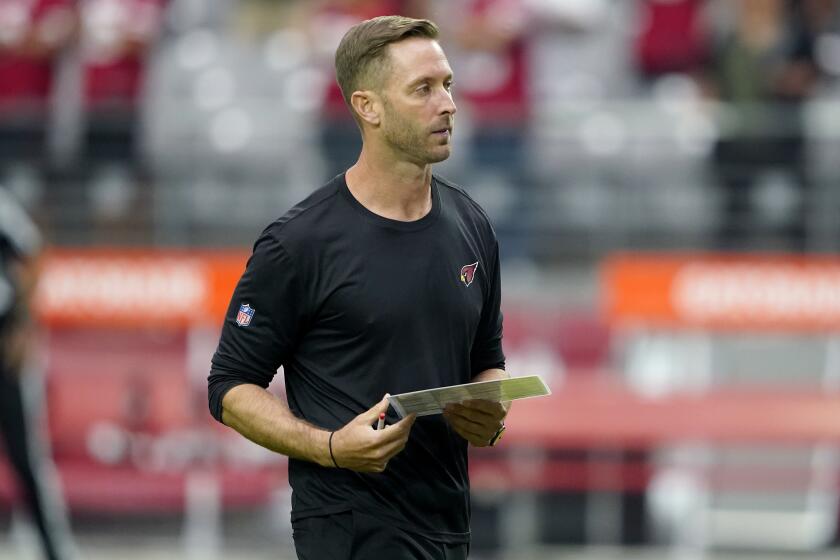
[334,15,439,110]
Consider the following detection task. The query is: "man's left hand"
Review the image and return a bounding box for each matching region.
[443,399,508,447]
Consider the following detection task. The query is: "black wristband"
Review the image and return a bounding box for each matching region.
[328,431,340,468]
[489,423,506,447]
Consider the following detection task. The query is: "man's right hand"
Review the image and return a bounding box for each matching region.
[330,395,416,473]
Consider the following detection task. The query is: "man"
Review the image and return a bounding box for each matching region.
[0,187,76,560]
[208,16,508,559]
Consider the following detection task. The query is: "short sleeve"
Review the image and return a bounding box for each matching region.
[470,240,505,376]
[207,231,309,422]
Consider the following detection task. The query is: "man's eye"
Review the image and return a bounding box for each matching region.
[445,81,453,91]
[416,85,430,94]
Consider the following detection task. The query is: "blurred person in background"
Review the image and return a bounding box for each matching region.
[209,15,508,559]
[0,186,76,560]
[437,0,610,262]
[302,0,428,181]
[444,0,530,170]
[704,0,832,250]
[69,0,165,232]
[436,0,533,259]
[0,0,75,205]
[78,0,165,162]
[634,0,711,82]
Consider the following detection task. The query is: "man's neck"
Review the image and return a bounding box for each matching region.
[345,148,433,222]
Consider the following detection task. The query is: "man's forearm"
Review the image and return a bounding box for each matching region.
[221,384,332,467]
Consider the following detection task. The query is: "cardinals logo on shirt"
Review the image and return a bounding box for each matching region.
[236,303,255,327]
[460,262,479,287]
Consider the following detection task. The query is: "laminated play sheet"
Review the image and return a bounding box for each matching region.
[387,375,551,418]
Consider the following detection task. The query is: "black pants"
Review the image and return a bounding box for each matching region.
[293,510,469,560]
[0,364,68,560]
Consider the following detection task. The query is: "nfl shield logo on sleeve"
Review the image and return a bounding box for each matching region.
[236,304,255,327]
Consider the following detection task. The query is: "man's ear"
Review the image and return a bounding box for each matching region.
[350,90,382,127]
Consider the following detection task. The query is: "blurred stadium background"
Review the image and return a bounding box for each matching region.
[3,0,840,558]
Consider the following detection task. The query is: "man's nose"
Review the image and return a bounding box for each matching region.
[439,89,457,116]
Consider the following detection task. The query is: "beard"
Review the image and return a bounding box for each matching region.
[380,99,452,164]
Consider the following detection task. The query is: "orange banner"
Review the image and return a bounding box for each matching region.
[35,249,249,328]
[602,253,840,330]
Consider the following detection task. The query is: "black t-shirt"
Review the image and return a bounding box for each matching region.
[208,173,505,543]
